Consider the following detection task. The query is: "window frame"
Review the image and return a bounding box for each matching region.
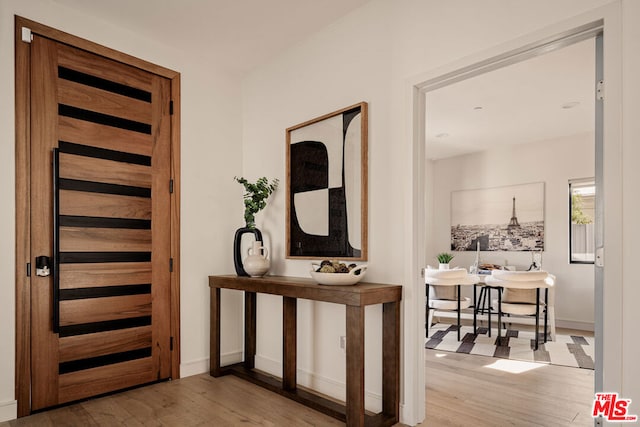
[569,178,595,264]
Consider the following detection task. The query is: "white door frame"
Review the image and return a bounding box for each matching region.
[403,4,622,424]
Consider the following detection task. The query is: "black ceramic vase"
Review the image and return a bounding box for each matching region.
[233,227,263,276]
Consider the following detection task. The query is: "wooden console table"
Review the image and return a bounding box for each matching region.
[209,275,402,427]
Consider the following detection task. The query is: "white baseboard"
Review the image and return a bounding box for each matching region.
[556,319,594,332]
[180,350,243,378]
[0,399,17,422]
[254,354,382,413]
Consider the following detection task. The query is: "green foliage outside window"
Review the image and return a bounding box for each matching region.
[571,193,593,225]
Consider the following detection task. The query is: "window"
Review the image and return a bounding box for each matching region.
[569,178,595,263]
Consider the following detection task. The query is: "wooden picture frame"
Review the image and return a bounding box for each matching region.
[286,102,368,260]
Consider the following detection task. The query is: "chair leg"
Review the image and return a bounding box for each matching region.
[425,284,430,338]
[456,285,461,341]
[543,288,548,343]
[548,306,556,341]
[487,288,492,337]
[534,288,540,351]
[497,287,502,345]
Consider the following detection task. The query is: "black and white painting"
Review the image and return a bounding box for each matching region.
[286,102,368,259]
[451,182,544,251]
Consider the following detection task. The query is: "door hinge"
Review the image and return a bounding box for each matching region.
[595,247,604,267]
[21,27,33,43]
[169,100,174,115]
[26,262,31,277]
[170,258,174,273]
[169,179,174,193]
[596,80,604,101]
[170,336,174,351]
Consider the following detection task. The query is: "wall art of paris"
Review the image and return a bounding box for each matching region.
[451,182,544,251]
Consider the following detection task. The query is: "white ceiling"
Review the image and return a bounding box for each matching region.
[49,0,594,157]
[425,38,595,160]
[52,0,371,75]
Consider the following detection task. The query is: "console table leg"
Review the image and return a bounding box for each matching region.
[382,301,400,422]
[283,296,297,390]
[346,305,365,427]
[210,287,221,377]
[245,292,257,369]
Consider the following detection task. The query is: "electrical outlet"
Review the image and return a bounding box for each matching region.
[339,335,346,352]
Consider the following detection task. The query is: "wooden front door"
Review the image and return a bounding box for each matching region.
[28,34,172,410]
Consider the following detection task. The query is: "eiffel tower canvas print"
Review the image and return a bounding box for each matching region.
[450,182,544,251]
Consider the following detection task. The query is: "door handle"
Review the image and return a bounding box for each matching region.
[52,148,60,333]
[35,256,51,277]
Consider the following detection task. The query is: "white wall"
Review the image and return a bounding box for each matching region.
[621,0,640,415]
[242,1,395,411]
[0,0,243,421]
[428,133,595,328]
[241,0,640,424]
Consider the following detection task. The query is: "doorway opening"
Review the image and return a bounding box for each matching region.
[412,20,605,423]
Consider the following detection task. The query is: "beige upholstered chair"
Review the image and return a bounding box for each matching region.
[425,267,479,340]
[485,270,556,350]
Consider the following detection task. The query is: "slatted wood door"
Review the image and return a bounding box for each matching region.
[30,35,172,410]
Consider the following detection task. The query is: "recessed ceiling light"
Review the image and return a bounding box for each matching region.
[435,133,449,138]
[473,106,483,110]
[561,101,580,109]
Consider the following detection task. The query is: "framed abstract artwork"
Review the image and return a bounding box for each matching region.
[450,182,545,251]
[286,102,368,260]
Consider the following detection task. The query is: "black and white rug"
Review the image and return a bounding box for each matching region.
[426,323,595,370]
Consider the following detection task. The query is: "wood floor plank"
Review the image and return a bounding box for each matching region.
[3,336,594,426]
[419,348,594,426]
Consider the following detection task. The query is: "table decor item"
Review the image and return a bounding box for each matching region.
[243,241,270,277]
[309,260,367,285]
[233,176,278,276]
[436,252,455,269]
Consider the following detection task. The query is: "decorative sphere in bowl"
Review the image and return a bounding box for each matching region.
[309,261,367,286]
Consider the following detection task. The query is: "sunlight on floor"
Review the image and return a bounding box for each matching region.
[484,359,546,374]
[434,353,447,358]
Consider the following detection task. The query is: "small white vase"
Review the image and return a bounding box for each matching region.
[439,263,450,270]
[244,241,270,277]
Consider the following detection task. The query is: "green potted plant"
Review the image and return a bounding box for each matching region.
[233,176,278,276]
[436,252,455,270]
[234,176,279,228]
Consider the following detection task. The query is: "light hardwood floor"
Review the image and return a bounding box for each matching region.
[3,351,593,426]
[419,350,594,426]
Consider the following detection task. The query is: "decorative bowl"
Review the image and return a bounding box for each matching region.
[309,264,367,286]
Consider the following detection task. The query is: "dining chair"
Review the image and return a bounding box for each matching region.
[485,270,556,350]
[425,267,479,341]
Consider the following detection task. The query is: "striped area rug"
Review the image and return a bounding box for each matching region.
[426,323,595,369]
